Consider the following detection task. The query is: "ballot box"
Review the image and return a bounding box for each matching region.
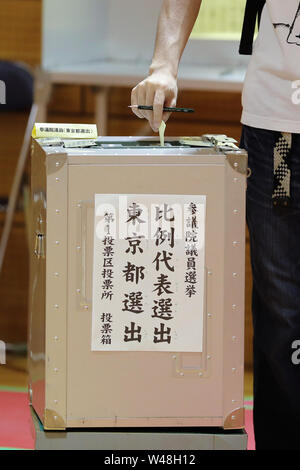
[28,136,247,431]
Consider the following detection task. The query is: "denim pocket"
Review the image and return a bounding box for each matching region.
[242,125,279,208]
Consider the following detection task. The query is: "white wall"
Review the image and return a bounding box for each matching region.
[42,0,248,69]
[42,0,109,68]
[105,1,247,66]
[105,0,163,63]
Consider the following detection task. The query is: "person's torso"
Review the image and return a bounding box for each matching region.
[241,0,300,133]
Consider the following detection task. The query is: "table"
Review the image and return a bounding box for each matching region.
[35,59,246,135]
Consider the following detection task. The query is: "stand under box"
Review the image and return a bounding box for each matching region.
[31,407,248,450]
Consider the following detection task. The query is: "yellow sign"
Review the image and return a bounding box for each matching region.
[32,123,98,139]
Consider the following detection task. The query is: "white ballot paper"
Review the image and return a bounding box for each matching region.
[91,194,206,352]
[159,121,166,147]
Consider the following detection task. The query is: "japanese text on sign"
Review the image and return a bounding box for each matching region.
[92,195,206,352]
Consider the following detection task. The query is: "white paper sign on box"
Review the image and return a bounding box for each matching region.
[92,194,206,352]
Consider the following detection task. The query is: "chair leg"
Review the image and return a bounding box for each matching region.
[0,103,38,274]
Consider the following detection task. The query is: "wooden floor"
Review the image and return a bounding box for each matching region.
[244,368,253,397]
[0,354,253,397]
[0,355,28,389]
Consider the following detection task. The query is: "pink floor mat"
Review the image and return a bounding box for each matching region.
[0,390,34,450]
[0,390,255,450]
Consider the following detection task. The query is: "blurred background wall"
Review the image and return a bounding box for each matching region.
[0,0,253,370]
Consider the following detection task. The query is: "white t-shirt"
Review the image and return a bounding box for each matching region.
[241,0,300,133]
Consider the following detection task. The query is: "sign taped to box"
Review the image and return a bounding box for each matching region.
[92,194,206,352]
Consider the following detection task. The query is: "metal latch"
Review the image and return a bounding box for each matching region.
[34,232,45,259]
[202,134,240,150]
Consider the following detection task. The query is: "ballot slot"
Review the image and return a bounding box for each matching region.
[39,140,215,150]
[96,140,209,149]
[37,135,239,151]
[38,136,240,152]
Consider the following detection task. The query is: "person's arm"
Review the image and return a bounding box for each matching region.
[131,0,202,132]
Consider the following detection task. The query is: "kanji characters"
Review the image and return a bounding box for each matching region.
[153,250,174,272]
[122,291,144,314]
[122,262,145,284]
[124,322,142,342]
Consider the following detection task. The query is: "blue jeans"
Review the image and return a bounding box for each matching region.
[241,125,300,450]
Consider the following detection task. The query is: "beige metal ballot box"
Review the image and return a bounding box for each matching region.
[28,136,247,431]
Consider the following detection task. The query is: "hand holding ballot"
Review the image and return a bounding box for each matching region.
[131,68,178,132]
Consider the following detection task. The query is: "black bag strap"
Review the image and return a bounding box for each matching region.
[239,0,266,55]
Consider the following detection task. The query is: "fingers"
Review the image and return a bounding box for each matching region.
[130,74,178,131]
[137,83,149,120]
[162,93,177,123]
[145,86,155,126]
[131,85,144,119]
[131,80,158,129]
[152,89,164,132]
